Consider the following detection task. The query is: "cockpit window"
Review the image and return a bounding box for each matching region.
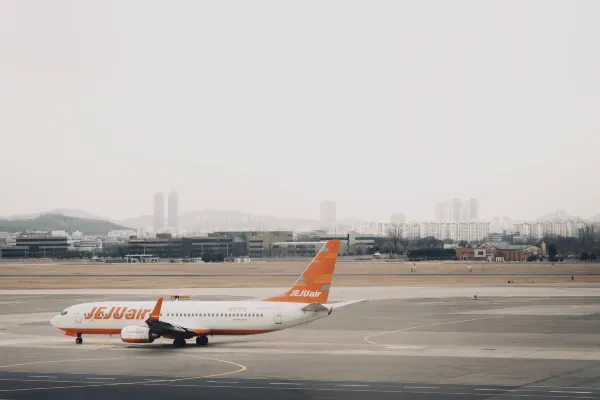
[60,310,68,316]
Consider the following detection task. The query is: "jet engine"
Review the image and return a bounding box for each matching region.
[120,325,160,343]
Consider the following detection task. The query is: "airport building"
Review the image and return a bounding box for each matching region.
[112,231,294,259]
[272,232,377,257]
[214,231,294,257]
[0,234,69,258]
[124,235,235,259]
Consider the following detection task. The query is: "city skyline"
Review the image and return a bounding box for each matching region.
[1,200,598,226]
[1,2,599,223]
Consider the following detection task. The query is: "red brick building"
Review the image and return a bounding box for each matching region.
[456,242,540,261]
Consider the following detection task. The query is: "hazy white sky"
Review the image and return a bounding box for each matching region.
[1,0,598,222]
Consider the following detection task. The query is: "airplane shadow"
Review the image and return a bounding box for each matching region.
[126,336,262,350]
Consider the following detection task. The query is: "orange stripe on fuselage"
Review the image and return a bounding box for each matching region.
[61,328,122,335]
[60,328,278,336]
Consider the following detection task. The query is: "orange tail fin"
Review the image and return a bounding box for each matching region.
[264,240,340,303]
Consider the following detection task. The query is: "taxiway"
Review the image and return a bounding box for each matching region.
[2,286,600,399]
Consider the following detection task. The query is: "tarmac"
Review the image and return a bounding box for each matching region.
[2,286,600,399]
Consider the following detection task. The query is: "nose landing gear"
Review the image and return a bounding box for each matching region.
[75,334,83,344]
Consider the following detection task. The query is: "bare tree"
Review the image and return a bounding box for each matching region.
[386,223,403,254]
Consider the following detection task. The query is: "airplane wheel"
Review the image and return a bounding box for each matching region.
[196,335,208,346]
[75,337,83,345]
[173,338,186,348]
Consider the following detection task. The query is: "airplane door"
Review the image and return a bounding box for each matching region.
[274,308,283,324]
[75,312,82,324]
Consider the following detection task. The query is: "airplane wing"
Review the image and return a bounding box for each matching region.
[144,297,196,336]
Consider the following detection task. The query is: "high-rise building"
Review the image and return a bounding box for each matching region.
[451,198,463,222]
[320,201,337,231]
[435,198,479,222]
[464,198,479,221]
[390,213,406,225]
[168,190,179,229]
[153,192,164,232]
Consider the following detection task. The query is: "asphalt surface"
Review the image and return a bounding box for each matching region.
[0,273,596,278]
[3,288,600,399]
[4,373,600,400]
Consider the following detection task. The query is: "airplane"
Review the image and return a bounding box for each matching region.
[50,240,365,348]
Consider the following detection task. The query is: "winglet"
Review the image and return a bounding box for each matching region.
[148,298,163,321]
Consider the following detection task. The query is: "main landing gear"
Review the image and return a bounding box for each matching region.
[75,334,83,345]
[173,335,208,348]
[196,335,208,346]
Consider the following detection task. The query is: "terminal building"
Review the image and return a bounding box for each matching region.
[272,232,377,257]
[0,234,68,258]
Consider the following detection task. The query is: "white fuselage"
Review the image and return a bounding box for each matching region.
[51,300,328,337]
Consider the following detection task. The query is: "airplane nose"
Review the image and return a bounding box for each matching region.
[50,316,58,327]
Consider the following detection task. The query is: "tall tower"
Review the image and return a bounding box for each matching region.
[168,190,179,230]
[153,192,164,232]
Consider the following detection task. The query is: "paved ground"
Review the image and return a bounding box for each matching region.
[2,287,600,399]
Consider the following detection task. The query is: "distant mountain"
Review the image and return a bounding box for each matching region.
[7,208,113,222]
[0,214,131,234]
[119,214,153,229]
[119,209,323,232]
[536,212,578,221]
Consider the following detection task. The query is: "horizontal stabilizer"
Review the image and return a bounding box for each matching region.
[325,299,368,311]
[301,303,329,313]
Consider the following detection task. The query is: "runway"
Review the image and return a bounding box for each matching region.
[2,286,600,399]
